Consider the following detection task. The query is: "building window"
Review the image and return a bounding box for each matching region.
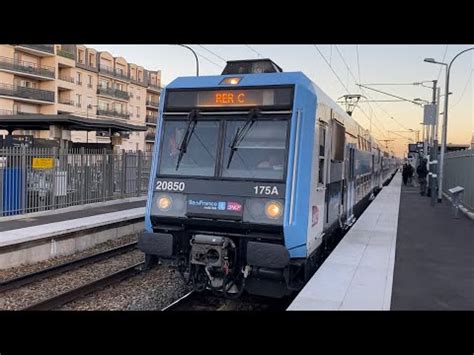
[88,75,93,88]
[99,101,109,111]
[99,79,109,89]
[136,107,140,117]
[89,53,94,66]
[76,72,82,85]
[115,103,124,114]
[78,50,84,64]
[76,94,82,107]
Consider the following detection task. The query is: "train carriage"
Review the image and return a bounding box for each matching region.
[139,59,398,298]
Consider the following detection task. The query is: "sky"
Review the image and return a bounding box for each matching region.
[90,44,474,157]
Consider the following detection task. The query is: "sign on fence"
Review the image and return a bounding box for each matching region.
[32,158,55,169]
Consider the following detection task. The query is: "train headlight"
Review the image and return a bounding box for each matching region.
[265,201,283,219]
[158,195,172,211]
[151,193,186,217]
[243,198,284,225]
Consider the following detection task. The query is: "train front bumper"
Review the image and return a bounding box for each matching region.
[138,232,174,257]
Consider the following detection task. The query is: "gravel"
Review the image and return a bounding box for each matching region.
[0,233,191,311]
[0,233,138,282]
[0,249,145,310]
[61,265,191,310]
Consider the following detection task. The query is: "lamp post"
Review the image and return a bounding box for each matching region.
[177,44,200,76]
[424,47,474,202]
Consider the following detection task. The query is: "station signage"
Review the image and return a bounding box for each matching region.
[32,158,55,169]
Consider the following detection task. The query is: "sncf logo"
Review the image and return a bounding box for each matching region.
[227,202,242,212]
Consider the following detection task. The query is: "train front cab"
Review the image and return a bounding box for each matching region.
[138,72,325,298]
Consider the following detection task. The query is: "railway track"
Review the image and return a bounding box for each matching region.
[22,262,144,310]
[162,291,293,311]
[0,241,137,293]
[0,241,145,310]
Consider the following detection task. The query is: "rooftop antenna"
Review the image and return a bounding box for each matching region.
[338,94,366,116]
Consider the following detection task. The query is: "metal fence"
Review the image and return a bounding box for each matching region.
[0,147,152,216]
[443,149,474,211]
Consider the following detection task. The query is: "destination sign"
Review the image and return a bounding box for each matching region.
[165,87,293,110]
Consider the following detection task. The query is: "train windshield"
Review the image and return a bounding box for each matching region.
[223,120,288,180]
[159,120,219,177]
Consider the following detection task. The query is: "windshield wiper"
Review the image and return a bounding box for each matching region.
[175,109,199,171]
[226,109,260,169]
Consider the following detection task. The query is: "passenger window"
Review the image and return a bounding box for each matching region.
[331,121,345,162]
[318,125,326,184]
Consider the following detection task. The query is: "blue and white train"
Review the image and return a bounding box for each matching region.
[139,59,399,298]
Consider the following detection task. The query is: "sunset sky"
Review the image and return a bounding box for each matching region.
[91,45,474,157]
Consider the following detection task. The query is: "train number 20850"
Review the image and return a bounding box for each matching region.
[156,181,185,192]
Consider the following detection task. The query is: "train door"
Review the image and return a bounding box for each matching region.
[307,121,328,249]
[371,154,375,192]
[345,144,356,225]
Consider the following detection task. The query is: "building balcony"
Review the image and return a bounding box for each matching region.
[130,76,147,87]
[145,133,156,142]
[57,49,75,60]
[0,84,55,103]
[97,86,130,101]
[98,64,129,81]
[57,100,76,112]
[76,61,98,72]
[58,99,75,106]
[0,109,37,116]
[146,100,159,108]
[58,75,75,83]
[147,84,162,93]
[58,75,75,91]
[0,56,55,80]
[15,44,55,56]
[96,108,130,120]
[146,115,157,125]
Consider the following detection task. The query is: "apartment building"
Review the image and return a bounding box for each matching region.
[0,44,161,152]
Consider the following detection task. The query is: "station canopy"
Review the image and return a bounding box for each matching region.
[0,114,147,134]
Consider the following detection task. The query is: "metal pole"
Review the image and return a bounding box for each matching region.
[430,80,438,206]
[178,45,200,76]
[438,65,450,202]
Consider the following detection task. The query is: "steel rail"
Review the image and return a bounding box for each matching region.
[0,242,137,293]
[22,261,144,311]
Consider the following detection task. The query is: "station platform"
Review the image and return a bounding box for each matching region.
[0,197,146,269]
[288,172,474,310]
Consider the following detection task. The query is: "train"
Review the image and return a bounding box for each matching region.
[139,59,399,298]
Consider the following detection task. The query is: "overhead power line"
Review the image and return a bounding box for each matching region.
[314,45,388,139]
[245,45,264,59]
[191,46,224,69]
[355,45,362,84]
[313,45,350,93]
[451,69,473,108]
[334,45,390,135]
[437,45,449,82]
[198,45,227,62]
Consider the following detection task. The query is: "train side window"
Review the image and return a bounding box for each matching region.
[318,124,326,184]
[331,121,345,162]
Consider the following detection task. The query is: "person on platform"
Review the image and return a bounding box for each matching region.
[402,162,411,185]
[417,159,429,196]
